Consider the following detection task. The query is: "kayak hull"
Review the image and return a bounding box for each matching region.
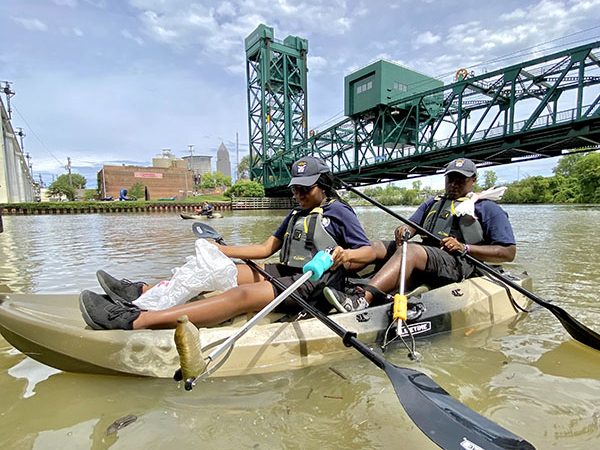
[0,272,532,378]
[180,213,222,220]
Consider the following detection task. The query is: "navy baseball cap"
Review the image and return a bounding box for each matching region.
[445,158,477,177]
[288,156,331,187]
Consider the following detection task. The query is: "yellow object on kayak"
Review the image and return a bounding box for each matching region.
[393,293,407,322]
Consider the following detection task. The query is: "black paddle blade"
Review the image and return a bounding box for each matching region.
[548,302,600,351]
[384,362,535,450]
[192,222,222,241]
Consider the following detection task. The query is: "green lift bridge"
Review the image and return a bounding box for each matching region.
[245,25,600,193]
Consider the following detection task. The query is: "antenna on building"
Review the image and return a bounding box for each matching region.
[1,81,15,120]
[16,127,25,150]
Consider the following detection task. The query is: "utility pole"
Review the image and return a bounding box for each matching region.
[66,157,72,187]
[236,132,239,183]
[1,81,15,120]
[16,127,25,150]
[187,144,194,169]
[25,152,32,176]
[187,144,195,192]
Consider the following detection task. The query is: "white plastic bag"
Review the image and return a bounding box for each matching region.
[454,186,507,219]
[133,239,238,311]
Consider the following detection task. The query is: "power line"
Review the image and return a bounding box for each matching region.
[12,104,64,166]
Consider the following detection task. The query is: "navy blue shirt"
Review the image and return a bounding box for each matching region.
[411,197,516,246]
[274,200,370,249]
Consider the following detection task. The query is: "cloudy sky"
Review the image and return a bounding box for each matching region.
[1,0,599,188]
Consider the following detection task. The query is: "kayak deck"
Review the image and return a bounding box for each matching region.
[0,271,532,378]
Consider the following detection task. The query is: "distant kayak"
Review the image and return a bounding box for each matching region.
[180,213,222,220]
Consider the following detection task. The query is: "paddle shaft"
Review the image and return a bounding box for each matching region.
[396,233,408,335]
[206,270,313,363]
[341,181,600,351]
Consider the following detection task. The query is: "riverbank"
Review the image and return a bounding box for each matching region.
[0,197,296,215]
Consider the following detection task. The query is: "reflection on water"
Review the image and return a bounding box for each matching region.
[1,205,600,448]
[7,358,61,399]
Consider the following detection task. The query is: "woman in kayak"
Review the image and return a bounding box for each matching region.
[79,156,376,330]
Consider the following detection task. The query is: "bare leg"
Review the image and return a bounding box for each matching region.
[133,281,276,329]
[363,244,429,304]
[236,263,266,285]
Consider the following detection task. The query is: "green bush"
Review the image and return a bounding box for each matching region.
[224,180,265,198]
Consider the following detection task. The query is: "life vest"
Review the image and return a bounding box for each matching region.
[422,196,484,245]
[280,200,338,268]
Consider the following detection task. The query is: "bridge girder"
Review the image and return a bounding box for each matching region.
[255,40,600,194]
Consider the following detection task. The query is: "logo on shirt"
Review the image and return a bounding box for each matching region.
[321,217,330,227]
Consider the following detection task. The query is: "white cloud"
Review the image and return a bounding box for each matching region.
[11,17,48,32]
[307,55,327,74]
[121,29,144,45]
[414,31,441,48]
[52,0,78,7]
[60,27,85,37]
[500,8,527,20]
[216,2,236,17]
[129,0,355,66]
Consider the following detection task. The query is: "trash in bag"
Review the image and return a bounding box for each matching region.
[454,186,507,219]
[133,239,238,311]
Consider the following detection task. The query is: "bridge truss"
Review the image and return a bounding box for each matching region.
[256,41,600,192]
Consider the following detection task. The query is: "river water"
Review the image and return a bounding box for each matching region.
[1,205,599,449]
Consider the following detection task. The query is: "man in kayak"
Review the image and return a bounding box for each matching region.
[324,157,517,312]
[79,156,376,330]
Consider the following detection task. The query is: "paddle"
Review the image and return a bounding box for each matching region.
[339,180,600,352]
[192,222,534,450]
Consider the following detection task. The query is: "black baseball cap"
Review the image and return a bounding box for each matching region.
[444,158,477,177]
[288,156,331,187]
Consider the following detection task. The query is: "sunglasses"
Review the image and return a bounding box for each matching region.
[290,184,316,195]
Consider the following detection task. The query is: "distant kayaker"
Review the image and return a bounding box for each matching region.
[79,156,376,330]
[324,157,517,312]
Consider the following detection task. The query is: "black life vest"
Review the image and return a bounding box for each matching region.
[422,195,485,245]
[279,200,338,268]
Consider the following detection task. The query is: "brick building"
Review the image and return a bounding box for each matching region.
[99,165,194,200]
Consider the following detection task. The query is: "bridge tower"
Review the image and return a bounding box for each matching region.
[245,24,308,189]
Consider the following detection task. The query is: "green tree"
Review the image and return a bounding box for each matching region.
[201,172,232,189]
[129,182,145,200]
[503,176,555,203]
[214,172,232,187]
[83,189,97,201]
[47,173,86,201]
[224,180,265,198]
[574,152,600,202]
[482,170,498,189]
[553,153,584,178]
[237,155,251,179]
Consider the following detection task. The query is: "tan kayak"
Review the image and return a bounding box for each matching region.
[180,213,222,220]
[0,271,532,378]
